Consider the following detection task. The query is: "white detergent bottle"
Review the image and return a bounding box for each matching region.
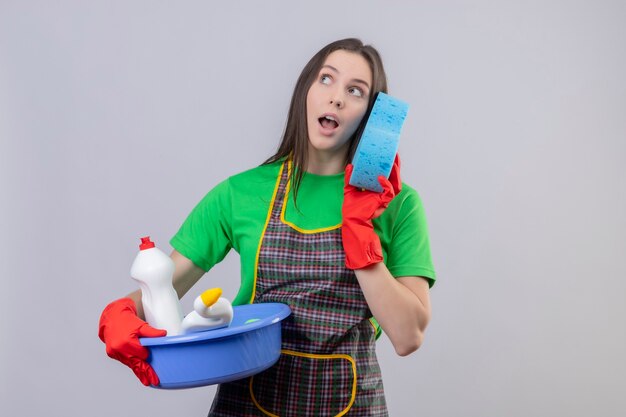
[130,236,183,336]
[181,288,234,333]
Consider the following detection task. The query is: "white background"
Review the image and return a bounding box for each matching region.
[1,1,625,416]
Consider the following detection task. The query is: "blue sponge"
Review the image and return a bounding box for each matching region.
[349,92,409,192]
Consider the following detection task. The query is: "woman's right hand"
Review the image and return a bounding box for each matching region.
[98,297,166,386]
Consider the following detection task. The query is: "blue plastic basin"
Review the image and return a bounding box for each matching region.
[140,303,291,389]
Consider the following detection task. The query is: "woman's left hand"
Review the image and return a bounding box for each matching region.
[342,154,402,270]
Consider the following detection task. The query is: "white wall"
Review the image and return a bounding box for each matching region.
[1,1,624,416]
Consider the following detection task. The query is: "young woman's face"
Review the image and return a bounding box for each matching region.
[306,50,373,157]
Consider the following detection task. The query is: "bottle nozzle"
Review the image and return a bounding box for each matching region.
[139,236,156,250]
[200,288,222,307]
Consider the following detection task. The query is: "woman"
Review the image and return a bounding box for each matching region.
[99,38,436,416]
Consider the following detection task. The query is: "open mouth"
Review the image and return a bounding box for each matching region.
[318,115,339,129]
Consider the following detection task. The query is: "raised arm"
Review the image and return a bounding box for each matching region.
[354,266,431,356]
[341,154,434,356]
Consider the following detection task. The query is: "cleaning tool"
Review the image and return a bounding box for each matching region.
[342,154,402,269]
[130,236,184,336]
[181,288,234,333]
[140,303,292,389]
[349,92,409,192]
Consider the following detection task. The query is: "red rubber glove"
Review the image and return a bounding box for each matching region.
[98,297,166,386]
[342,154,402,270]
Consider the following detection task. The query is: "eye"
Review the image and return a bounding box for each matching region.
[348,86,364,97]
[320,74,332,85]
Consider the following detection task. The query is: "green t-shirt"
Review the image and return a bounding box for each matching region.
[171,159,436,306]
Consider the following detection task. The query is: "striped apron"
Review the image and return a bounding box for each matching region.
[209,161,388,416]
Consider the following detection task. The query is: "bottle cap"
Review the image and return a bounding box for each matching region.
[139,236,156,250]
[200,288,222,307]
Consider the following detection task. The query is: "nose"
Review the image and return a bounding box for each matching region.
[329,90,344,108]
[330,98,343,108]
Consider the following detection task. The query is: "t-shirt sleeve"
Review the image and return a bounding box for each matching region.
[385,188,437,287]
[170,178,233,272]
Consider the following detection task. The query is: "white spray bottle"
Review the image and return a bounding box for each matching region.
[130,236,184,336]
[181,288,234,333]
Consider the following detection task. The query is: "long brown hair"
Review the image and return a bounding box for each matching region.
[263,38,388,206]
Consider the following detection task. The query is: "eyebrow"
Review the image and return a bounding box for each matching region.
[321,64,371,90]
